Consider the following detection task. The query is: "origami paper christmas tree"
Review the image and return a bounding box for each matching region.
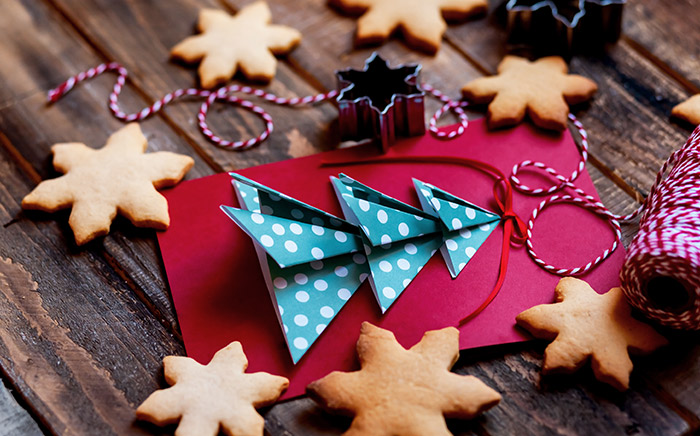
[222,173,500,363]
[222,173,369,363]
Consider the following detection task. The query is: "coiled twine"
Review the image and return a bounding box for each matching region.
[621,125,700,330]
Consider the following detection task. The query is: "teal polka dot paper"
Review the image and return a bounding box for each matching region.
[332,174,447,312]
[220,206,363,268]
[365,235,443,312]
[268,253,367,363]
[231,173,358,234]
[221,172,502,363]
[413,179,500,278]
[223,173,368,363]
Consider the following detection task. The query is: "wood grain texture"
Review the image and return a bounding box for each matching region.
[445,1,692,199]
[266,344,690,436]
[0,378,42,436]
[222,0,484,113]
[624,0,700,95]
[0,0,216,333]
[46,0,339,171]
[0,0,697,434]
[0,143,183,435]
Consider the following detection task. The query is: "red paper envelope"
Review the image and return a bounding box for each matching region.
[158,119,625,399]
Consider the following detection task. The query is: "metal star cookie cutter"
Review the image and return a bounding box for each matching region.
[336,53,425,153]
[505,0,626,56]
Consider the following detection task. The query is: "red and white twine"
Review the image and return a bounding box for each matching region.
[513,115,700,329]
[509,114,641,276]
[620,125,700,329]
[48,62,338,150]
[52,62,700,328]
[47,62,468,150]
[421,82,469,139]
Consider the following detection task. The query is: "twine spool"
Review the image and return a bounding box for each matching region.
[621,125,700,330]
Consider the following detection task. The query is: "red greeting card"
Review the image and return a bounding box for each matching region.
[158,119,625,399]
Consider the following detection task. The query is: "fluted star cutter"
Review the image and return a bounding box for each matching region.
[336,53,426,153]
[505,0,626,55]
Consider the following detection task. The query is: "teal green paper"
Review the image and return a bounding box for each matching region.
[332,174,444,312]
[221,172,501,363]
[222,173,367,363]
[413,179,500,278]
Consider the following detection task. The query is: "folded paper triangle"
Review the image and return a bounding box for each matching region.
[224,174,368,363]
[221,207,362,268]
[332,174,446,312]
[413,180,500,278]
[364,235,443,312]
[223,171,503,361]
[231,173,358,233]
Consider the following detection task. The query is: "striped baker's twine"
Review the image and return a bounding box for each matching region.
[510,113,643,276]
[620,125,700,329]
[47,62,339,150]
[47,63,470,149]
[421,83,469,139]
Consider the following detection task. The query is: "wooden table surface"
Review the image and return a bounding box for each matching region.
[1,0,699,434]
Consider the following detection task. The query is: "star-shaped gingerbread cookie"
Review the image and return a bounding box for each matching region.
[516,277,668,391]
[672,94,700,126]
[462,56,597,130]
[136,341,289,436]
[307,322,501,435]
[171,2,301,88]
[331,0,488,54]
[22,123,194,245]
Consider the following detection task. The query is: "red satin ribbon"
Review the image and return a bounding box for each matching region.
[321,155,527,325]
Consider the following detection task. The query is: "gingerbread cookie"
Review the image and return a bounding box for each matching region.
[516,277,668,391]
[171,2,301,87]
[22,123,194,245]
[307,322,501,435]
[331,0,487,54]
[672,94,700,126]
[136,341,289,436]
[462,56,597,130]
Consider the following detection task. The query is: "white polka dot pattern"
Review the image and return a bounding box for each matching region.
[225,173,372,363]
[332,174,448,312]
[225,172,503,363]
[221,206,363,269]
[413,179,500,278]
[267,254,368,363]
[341,193,441,246]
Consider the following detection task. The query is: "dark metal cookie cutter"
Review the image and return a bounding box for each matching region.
[505,0,626,56]
[336,53,425,153]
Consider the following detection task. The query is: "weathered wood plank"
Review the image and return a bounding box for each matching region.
[641,334,700,424]
[446,1,700,427]
[221,0,677,203]
[3,1,695,435]
[624,0,700,95]
[0,0,216,333]
[265,343,690,436]
[444,2,691,198]
[46,0,340,170]
[222,0,484,107]
[260,170,682,436]
[0,378,42,436]
[204,1,696,434]
[0,137,184,435]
